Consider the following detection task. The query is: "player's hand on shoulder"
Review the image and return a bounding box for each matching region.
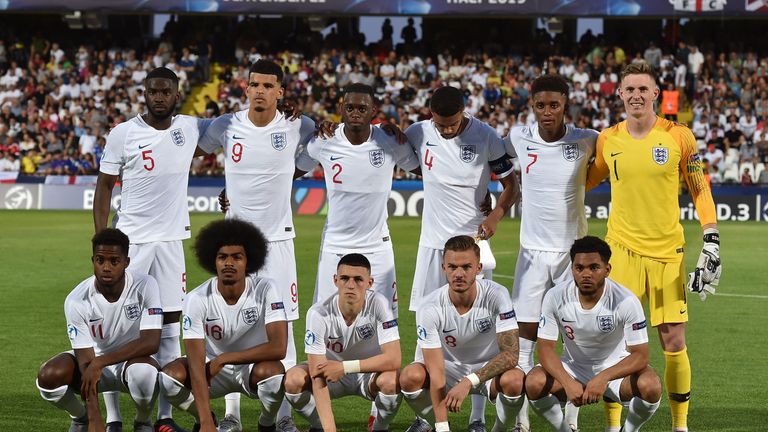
[279,100,302,121]
[380,121,408,144]
[317,360,345,382]
[315,120,338,139]
[687,228,721,301]
[218,188,229,214]
[445,378,472,412]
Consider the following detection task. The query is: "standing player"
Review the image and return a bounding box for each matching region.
[159,219,287,432]
[586,62,721,432]
[36,229,162,432]
[526,236,661,432]
[295,83,420,313]
[405,85,519,431]
[197,59,316,432]
[284,254,402,432]
[400,236,525,432]
[93,67,210,432]
[504,75,598,432]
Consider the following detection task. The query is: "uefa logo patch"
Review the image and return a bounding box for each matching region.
[652,146,668,165]
[562,143,580,161]
[597,315,615,333]
[460,145,477,163]
[475,317,492,333]
[242,307,259,326]
[369,149,384,167]
[124,303,141,321]
[171,128,185,146]
[271,132,287,151]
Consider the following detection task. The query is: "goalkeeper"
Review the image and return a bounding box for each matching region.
[586,61,720,432]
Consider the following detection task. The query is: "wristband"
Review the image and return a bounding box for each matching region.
[466,373,481,387]
[703,227,719,244]
[342,360,361,374]
[435,421,450,432]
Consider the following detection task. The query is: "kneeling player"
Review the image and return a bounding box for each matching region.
[37,229,162,432]
[526,236,661,431]
[284,253,402,432]
[159,220,287,432]
[400,236,525,432]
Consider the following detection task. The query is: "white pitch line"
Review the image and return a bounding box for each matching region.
[715,293,768,299]
[493,273,515,280]
[493,251,517,256]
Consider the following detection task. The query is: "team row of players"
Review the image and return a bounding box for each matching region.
[38,222,661,432]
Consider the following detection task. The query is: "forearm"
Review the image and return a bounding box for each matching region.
[85,390,103,423]
[311,376,336,432]
[475,350,518,383]
[92,181,114,232]
[539,344,576,389]
[494,175,519,215]
[359,350,401,373]
[215,341,286,366]
[429,376,449,423]
[187,342,214,426]
[594,351,646,383]
[93,331,160,368]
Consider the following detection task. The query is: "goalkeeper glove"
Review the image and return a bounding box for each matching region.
[687,228,721,300]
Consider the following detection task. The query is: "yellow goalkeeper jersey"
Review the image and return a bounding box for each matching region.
[587,117,716,262]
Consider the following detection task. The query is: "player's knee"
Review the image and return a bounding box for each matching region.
[375,370,399,395]
[636,369,662,403]
[37,354,75,389]
[399,364,427,392]
[160,358,188,383]
[283,366,311,393]
[499,368,525,396]
[524,367,547,398]
[250,360,285,385]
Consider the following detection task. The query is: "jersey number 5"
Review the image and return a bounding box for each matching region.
[142,150,155,171]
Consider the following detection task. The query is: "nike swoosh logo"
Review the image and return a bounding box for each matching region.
[232,135,245,140]
[328,335,341,340]
[426,142,437,147]
[330,156,343,161]
[442,328,456,333]
[205,317,220,322]
[561,318,575,323]
[89,318,102,322]
[680,309,686,314]
[610,152,623,157]
[526,146,538,151]
[290,306,298,312]
[138,143,151,149]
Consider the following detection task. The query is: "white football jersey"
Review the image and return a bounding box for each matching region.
[406,117,512,249]
[100,115,205,244]
[198,110,315,242]
[64,271,163,357]
[538,278,648,379]
[296,124,419,253]
[182,275,287,358]
[416,279,518,365]
[505,124,598,252]
[304,290,399,361]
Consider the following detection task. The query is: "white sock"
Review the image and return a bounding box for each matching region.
[370,400,378,419]
[158,372,197,418]
[256,374,285,426]
[103,391,122,423]
[516,337,535,428]
[285,391,321,429]
[224,393,241,419]
[605,427,621,432]
[37,381,86,419]
[564,400,580,429]
[492,394,523,431]
[470,393,487,423]
[530,395,564,430]
[277,322,297,420]
[373,392,402,430]
[623,397,660,432]
[401,388,434,422]
[156,323,181,420]
[124,363,159,424]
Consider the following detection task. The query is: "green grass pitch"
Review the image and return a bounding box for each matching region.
[1,211,766,431]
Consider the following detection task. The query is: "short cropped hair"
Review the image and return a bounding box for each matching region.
[444,235,480,259]
[620,61,657,83]
[569,236,612,263]
[194,219,268,275]
[337,253,371,272]
[249,59,284,85]
[343,83,375,99]
[92,228,129,256]
[430,86,465,117]
[145,67,179,86]
[531,74,570,97]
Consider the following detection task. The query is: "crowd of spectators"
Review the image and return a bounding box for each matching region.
[1,17,768,185]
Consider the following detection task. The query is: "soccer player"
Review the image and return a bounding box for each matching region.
[400,236,525,432]
[504,75,598,431]
[283,253,402,432]
[405,85,519,430]
[295,83,420,313]
[526,236,661,432]
[586,62,721,432]
[198,59,316,432]
[159,219,287,432]
[36,229,162,432]
[93,66,211,432]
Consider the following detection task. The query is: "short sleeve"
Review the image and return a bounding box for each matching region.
[503,132,519,159]
[488,131,507,161]
[404,123,423,156]
[262,279,287,325]
[392,136,420,172]
[374,294,399,345]
[492,285,518,333]
[295,137,320,172]
[304,307,328,356]
[64,300,94,350]
[537,289,560,342]
[196,118,216,147]
[100,124,127,176]
[139,276,163,331]
[197,114,230,154]
[181,289,206,340]
[298,116,316,147]
[621,296,649,347]
[415,305,442,349]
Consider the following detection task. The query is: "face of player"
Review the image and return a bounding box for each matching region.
[571,252,611,297]
[334,264,373,306]
[618,73,659,119]
[92,245,129,291]
[144,78,179,120]
[532,91,567,136]
[341,92,375,131]
[431,111,465,139]
[247,72,284,114]
[215,245,247,286]
[443,249,482,294]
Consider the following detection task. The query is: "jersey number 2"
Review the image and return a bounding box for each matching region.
[331,163,343,184]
